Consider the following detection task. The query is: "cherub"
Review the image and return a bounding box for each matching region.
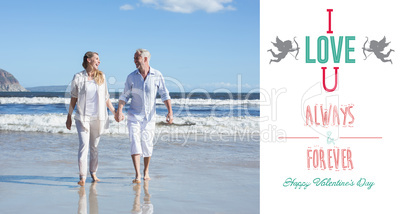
[362,36,394,64]
[267,37,299,64]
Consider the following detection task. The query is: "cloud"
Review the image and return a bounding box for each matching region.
[140,0,236,13]
[120,4,134,11]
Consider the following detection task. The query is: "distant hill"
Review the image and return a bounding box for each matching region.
[0,69,28,92]
[26,85,69,92]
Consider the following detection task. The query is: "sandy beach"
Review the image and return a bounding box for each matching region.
[0,131,259,213]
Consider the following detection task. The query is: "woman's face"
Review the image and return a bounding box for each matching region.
[87,54,100,70]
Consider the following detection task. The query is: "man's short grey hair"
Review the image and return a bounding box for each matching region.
[136,48,151,62]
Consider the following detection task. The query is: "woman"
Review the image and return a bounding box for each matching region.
[66,51,116,186]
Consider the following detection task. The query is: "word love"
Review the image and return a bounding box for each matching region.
[305,104,355,127]
[306,36,355,64]
[307,147,354,170]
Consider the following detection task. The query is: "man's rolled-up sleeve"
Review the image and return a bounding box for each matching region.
[158,74,171,102]
[119,75,132,103]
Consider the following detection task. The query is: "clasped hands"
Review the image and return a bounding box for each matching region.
[114,110,125,122]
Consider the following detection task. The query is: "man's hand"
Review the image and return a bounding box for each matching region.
[115,110,125,122]
[115,100,126,122]
[163,99,173,124]
[166,113,173,124]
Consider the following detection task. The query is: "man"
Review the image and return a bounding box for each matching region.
[115,49,173,183]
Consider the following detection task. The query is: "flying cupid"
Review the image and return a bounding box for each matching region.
[362,36,394,64]
[268,37,300,64]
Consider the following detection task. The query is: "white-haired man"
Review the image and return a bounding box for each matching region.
[116,49,173,183]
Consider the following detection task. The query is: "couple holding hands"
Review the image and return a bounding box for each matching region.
[66,49,173,186]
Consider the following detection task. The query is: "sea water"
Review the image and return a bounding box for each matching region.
[0,92,259,136]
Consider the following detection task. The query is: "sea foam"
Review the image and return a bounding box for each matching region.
[0,97,259,106]
[0,114,259,135]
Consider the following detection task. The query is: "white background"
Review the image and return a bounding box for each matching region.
[261,0,402,213]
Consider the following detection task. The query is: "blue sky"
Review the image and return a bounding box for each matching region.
[0,0,259,92]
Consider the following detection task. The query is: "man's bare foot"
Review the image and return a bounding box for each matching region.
[91,174,100,182]
[143,170,151,181]
[133,178,141,184]
[78,179,85,186]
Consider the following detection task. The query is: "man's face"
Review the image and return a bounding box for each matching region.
[134,52,145,70]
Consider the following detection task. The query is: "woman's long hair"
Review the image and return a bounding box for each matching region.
[82,51,104,85]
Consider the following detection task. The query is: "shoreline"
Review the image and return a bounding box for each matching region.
[0,131,259,213]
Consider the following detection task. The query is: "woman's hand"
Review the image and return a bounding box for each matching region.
[66,114,72,130]
[115,110,125,122]
[66,97,77,130]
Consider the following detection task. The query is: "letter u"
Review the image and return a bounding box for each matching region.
[322,67,339,92]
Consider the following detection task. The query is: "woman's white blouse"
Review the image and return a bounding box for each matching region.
[70,70,110,133]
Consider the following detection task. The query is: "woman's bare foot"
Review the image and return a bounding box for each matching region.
[78,179,85,186]
[133,178,141,184]
[91,174,100,182]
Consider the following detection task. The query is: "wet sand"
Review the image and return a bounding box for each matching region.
[0,131,259,213]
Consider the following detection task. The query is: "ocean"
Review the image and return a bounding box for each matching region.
[0,91,260,213]
[0,92,260,137]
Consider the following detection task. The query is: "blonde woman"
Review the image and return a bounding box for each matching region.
[66,51,116,186]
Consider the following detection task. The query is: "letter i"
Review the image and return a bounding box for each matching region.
[327,9,333,34]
